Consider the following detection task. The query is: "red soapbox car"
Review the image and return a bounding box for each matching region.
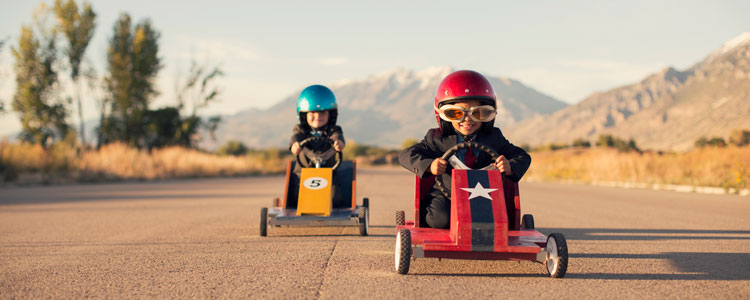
[394,142,568,278]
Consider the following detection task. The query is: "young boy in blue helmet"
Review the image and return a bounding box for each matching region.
[288,85,348,207]
[290,84,345,164]
[398,70,531,229]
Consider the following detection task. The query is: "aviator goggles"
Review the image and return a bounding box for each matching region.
[435,104,497,123]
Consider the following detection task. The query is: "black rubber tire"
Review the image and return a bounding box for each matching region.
[363,197,369,209]
[395,229,411,274]
[396,211,405,226]
[358,207,369,236]
[545,233,568,278]
[260,207,268,237]
[522,214,535,229]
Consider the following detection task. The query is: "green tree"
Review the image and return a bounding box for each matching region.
[100,13,162,148]
[729,129,750,147]
[177,60,223,117]
[695,136,727,148]
[342,140,368,159]
[401,138,419,149]
[596,134,639,152]
[547,142,567,151]
[53,0,96,146]
[706,137,727,148]
[11,6,69,147]
[143,107,181,149]
[0,38,6,113]
[694,136,708,148]
[572,138,591,148]
[217,140,249,156]
[596,134,615,148]
[172,59,224,148]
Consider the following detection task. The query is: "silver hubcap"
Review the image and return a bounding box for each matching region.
[395,232,402,270]
[546,236,559,274]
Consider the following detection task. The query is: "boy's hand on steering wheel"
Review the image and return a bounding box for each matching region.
[430,158,447,175]
[495,155,513,175]
[332,138,345,151]
[291,142,301,155]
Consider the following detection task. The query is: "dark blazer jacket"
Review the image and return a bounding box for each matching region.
[398,127,531,192]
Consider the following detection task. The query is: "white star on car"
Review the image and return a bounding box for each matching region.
[460,182,498,200]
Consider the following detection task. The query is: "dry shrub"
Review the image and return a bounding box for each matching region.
[77,143,287,181]
[1,140,49,171]
[1,140,78,182]
[526,147,750,191]
[1,141,288,184]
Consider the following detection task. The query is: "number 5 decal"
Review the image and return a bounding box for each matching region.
[303,177,328,190]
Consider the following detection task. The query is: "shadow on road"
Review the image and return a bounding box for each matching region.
[266,233,394,238]
[413,273,546,278]
[0,191,278,206]
[539,227,750,241]
[540,227,750,280]
[569,252,749,280]
[369,225,396,229]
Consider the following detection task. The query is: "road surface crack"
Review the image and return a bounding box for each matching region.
[314,239,338,299]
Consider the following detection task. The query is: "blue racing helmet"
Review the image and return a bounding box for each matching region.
[297,85,337,113]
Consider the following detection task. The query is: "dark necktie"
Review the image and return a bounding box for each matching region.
[465,147,476,169]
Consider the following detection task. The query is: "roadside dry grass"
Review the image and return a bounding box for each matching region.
[3,140,748,192]
[525,147,750,192]
[0,141,288,184]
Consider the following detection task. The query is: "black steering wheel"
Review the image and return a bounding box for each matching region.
[295,136,343,170]
[435,141,499,198]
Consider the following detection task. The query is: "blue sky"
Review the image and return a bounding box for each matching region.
[1,0,749,136]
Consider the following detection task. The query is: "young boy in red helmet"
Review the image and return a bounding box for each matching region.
[398,70,531,229]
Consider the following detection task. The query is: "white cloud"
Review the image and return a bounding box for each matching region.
[172,35,261,63]
[511,59,660,103]
[155,75,295,115]
[318,57,349,66]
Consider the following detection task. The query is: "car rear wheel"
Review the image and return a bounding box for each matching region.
[358,207,369,236]
[545,233,568,278]
[521,214,535,229]
[260,207,268,237]
[396,211,405,226]
[395,229,411,274]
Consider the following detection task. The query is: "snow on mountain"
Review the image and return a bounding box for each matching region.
[214,67,567,149]
[710,32,750,58]
[506,32,750,151]
[695,31,750,68]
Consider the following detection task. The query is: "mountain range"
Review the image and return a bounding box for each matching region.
[506,32,750,151]
[215,67,567,148]
[209,32,750,152]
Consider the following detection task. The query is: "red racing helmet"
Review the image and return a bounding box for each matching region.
[434,70,496,133]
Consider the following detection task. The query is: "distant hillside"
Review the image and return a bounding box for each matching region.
[215,67,567,148]
[507,32,750,151]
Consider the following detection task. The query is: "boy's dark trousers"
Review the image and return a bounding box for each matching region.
[425,187,451,229]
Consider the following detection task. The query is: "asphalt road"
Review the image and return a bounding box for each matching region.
[1,166,749,299]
